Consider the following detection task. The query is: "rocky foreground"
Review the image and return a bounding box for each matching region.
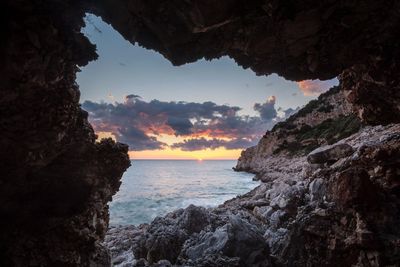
[105,124,400,266]
[104,88,400,266]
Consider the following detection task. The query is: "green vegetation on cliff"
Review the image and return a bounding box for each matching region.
[272,86,341,132]
[273,114,362,155]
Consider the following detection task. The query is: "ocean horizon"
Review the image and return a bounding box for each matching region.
[109,159,258,226]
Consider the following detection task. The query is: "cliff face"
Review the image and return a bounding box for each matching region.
[235,86,361,173]
[2,0,400,266]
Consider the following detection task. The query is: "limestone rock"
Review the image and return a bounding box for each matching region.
[133,205,211,264]
[235,87,360,174]
[108,124,400,267]
[307,143,354,164]
[182,216,271,267]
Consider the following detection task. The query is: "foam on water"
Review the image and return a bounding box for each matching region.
[109,160,258,225]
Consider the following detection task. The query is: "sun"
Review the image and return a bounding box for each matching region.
[197,158,203,162]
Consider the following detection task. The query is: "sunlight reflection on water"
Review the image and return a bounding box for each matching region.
[109,160,258,225]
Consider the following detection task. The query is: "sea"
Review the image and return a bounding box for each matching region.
[109,160,258,226]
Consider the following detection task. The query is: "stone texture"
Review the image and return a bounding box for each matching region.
[307,143,354,164]
[235,86,360,173]
[182,216,271,267]
[133,205,211,264]
[2,0,400,266]
[1,1,130,266]
[111,124,400,267]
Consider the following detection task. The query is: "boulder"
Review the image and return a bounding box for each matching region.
[307,143,354,164]
[133,205,211,264]
[182,216,271,267]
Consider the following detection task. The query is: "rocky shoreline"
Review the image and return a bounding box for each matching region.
[103,87,400,266]
[104,124,400,266]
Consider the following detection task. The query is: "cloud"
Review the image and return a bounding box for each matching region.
[118,126,166,150]
[167,117,193,135]
[82,95,292,151]
[253,96,277,121]
[125,94,141,100]
[297,80,334,96]
[171,137,256,151]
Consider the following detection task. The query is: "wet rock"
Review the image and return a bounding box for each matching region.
[307,143,354,164]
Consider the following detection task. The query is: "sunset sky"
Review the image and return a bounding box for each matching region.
[77,14,338,160]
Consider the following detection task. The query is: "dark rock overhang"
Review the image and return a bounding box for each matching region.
[86,0,400,81]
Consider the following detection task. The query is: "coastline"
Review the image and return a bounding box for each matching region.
[105,124,400,266]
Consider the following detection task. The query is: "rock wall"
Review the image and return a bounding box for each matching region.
[1,1,130,266]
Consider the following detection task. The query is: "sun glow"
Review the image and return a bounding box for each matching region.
[96,132,243,160]
[128,147,242,160]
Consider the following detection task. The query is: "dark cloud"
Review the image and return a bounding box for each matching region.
[171,138,221,151]
[118,126,166,150]
[167,117,193,135]
[171,137,256,151]
[82,95,291,151]
[125,94,141,100]
[253,96,277,121]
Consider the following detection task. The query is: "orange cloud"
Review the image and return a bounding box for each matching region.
[83,95,292,153]
[129,147,242,160]
[297,80,331,96]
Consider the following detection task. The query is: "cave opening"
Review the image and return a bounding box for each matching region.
[77,14,339,225]
[3,1,400,266]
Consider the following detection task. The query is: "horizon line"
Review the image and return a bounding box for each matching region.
[130,158,238,161]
